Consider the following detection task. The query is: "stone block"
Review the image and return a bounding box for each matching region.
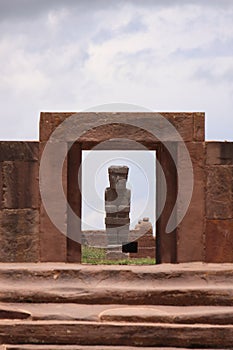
[40,112,200,146]
[39,141,69,262]
[0,209,39,262]
[39,204,67,262]
[206,142,233,165]
[206,166,233,219]
[2,161,39,209]
[160,113,194,141]
[40,112,75,142]
[206,219,233,263]
[0,142,38,161]
[193,113,205,141]
[177,142,205,262]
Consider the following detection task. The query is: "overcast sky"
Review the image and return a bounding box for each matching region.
[0,0,233,140]
[1,0,233,232]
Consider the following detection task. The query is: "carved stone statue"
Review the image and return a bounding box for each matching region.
[105,166,131,246]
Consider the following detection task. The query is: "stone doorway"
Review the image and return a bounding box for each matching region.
[39,112,204,264]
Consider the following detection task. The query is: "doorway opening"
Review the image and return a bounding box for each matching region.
[81,150,156,265]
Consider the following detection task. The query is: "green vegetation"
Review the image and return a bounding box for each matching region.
[82,245,155,265]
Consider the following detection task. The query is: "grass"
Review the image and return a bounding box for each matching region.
[82,245,156,265]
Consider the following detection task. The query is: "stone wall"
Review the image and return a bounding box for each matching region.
[0,113,232,264]
[205,142,233,262]
[0,142,39,262]
[129,219,156,260]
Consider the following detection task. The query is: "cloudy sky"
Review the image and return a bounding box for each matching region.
[0,0,233,141]
[1,0,233,231]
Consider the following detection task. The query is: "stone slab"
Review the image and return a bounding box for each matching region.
[177,142,205,262]
[39,142,67,262]
[1,303,233,325]
[0,321,232,347]
[0,209,39,262]
[39,204,67,262]
[40,112,200,143]
[0,263,233,305]
[206,220,233,263]
[0,142,38,161]
[2,161,39,209]
[206,166,233,219]
[99,305,233,324]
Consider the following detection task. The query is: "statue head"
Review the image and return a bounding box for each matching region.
[108,166,129,189]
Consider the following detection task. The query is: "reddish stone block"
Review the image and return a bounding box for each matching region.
[160,113,194,142]
[39,204,67,262]
[193,113,205,141]
[2,161,39,209]
[177,142,205,262]
[206,219,233,263]
[206,166,233,219]
[40,112,200,146]
[0,209,39,262]
[0,142,38,161]
[40,112,75,142]
[39,141,68,262]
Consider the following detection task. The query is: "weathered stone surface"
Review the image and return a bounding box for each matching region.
[39,204,67,262]
[206,142,233,165]
[2,161,39,209]
[40,112,74,142]
[40,112,199,144]
[206,220,233,263]
[0,306,30,320]
[0,263,233,305]
[193,113,205,141]
[99,305,233,324]
[177,142,205,262]
[0,320,233,347]
[206,166,233,219]
[39,142,67,262]
[0,142,39,161]
[0,209,39,262]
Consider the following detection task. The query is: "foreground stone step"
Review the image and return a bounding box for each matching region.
[0,263,233,286]
[0,321,232,347]
[0,263,233,306]
[2,303,233,325]
[1,285,233,306]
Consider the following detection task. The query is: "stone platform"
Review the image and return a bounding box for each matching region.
[0,263,233,348]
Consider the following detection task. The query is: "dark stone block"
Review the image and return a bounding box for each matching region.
[122,241,138,253]
[0,142,39,161]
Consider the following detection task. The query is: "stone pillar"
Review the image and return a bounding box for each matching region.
[105,166,131,258]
